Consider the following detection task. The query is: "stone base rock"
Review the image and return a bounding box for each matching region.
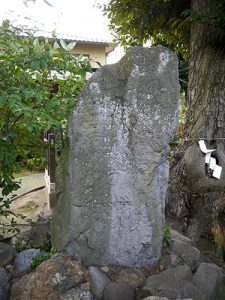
[138,263,225,300]
[116,268,145,289]
[103,282,136,300]
[14,249,41,273]
[160,230,201,271]
[89,266,111,299]
[10,253,89,300]
[0,267,10,300]
[191,263,225,300]
[0,242,17,267]
[142,297,169,300]
[59,283,93,300]
[170,230,200,271]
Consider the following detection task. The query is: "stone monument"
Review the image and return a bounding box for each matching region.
[51,46,180,267]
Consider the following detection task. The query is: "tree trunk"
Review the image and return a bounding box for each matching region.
[167,0,225,247]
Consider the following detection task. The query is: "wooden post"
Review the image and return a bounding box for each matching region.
[48,133,55,183]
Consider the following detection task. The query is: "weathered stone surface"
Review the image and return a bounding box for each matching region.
[104,282,136,300]
[51,45,179,267]
[139,280,201,300]
[14,248,41,272]
[170,230,200,270]
[191,263,225,300]
[145,264,193,284]
[0,289,9,300]
[138,265,202,300]
[142,297,169,300]
[0,242,17,267]
[159,253,182,269]
[0,267,10,300]
[116,268,145,289]
[89,266,111,298]
[10,253,87,300]
[59,283,93,300]
[170,230,192,244]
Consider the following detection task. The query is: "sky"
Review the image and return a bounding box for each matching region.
[0,0,124,62]
[0,0,111,40]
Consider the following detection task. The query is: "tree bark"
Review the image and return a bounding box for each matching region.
[167,0,225,246]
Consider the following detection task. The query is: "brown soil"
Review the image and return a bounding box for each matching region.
[0,188,51,240]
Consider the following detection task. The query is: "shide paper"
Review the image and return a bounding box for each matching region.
[198,140,222,179]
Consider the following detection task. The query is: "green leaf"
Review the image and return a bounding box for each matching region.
[36,73,42,83]
[53,41,60,49]
[33,38,40,53]
[60,39,68,51]
[0,95,6,104]
[3,200,11,209]
[67,42,76,51]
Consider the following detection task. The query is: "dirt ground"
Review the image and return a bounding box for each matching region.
[12,172,45,198]
[0,188,51,240]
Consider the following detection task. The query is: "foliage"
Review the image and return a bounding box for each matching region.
[102,0,190,58]
[30,254,49,270]
[162,224,172,248]
[30,247,60,270]
[23,0,53,7]
[104,0,225,158]
[103,0,225,58]
[207,230,216,244]
[30,232,52,251]
[0,20,92,218]
[15,239,25,252]
[0,210,48,238]
[102,0,190,93]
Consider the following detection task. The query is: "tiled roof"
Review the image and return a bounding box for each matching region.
[56,33,112,45]
[38,30,112,45]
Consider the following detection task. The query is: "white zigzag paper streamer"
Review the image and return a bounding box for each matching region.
[198,140,222,179]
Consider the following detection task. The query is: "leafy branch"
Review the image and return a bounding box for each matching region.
[0,20,92,225]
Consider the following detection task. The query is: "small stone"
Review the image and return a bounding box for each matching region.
[14,248,41,272]
[0,242,17,267]
[116,268,145,288]
[170,230,192,244]
[100,266,110,273]
[89,266,111,298]
[0,267,10,300]
[160,253,182,269]
[104,282,135,300]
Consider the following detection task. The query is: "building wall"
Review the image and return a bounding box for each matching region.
[71,43,108,69]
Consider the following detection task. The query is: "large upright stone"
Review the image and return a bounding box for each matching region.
[51,46,179,267]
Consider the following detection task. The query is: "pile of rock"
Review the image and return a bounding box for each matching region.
[0,229,225,300]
